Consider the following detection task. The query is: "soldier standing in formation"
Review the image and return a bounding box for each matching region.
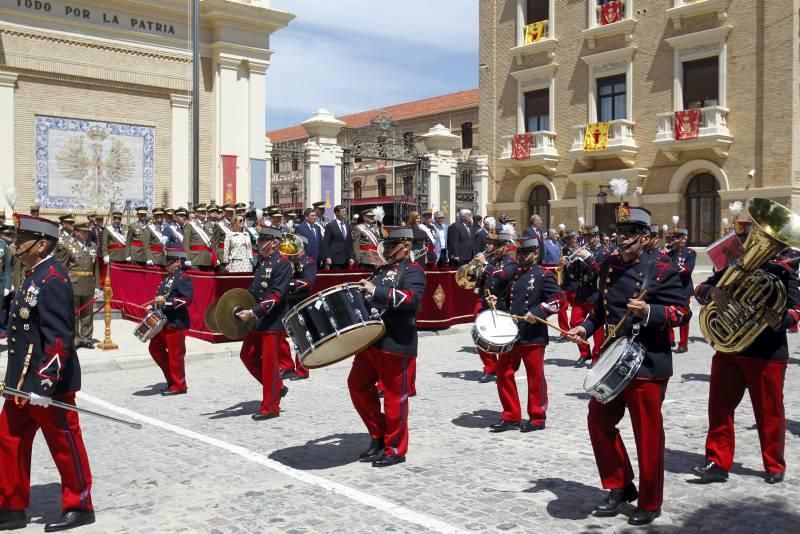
[54,213,76,268]
[102,210,129,264]
[142,208,167,267]
[183,203,215,270]
[127,207,149,265]
[352,209,384,268]
[67,223,99,349]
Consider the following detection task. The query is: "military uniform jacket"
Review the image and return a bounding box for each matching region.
[249,251,292,332]
[156,269,193,330]
[574,245,609,304]
[143,223,167,266]
[479,255,518,312]
[126,222,148,263]
[560,246,582,292]
[62,239,98,297]
[54,230,75,268]
[582,253,692,379]
[695,259,800,361]
[352,223,382,265]
[506,265,563,345]
[164,222,184,249]
[368,258,426,357]
[102,223,128,262]
[668,247,696,299]
[287,254,317,307]
[183,220,215,268]
[4,256,80,397]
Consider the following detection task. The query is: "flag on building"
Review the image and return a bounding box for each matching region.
[583,122,610,152]
[524,21,547,44]
[601,1,622,25]
[512,133,533,160]
[675,109,701,140]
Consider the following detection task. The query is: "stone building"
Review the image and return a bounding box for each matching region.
[480,0,797,245]
[0,0,292,216]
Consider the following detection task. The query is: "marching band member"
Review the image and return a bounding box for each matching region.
[234,227,291,420]
[570,226,608,366]
[0,215,95,531]
[126,206,149,265]
[567,204,691,526]
[102,210,129,264]
[556,230,580,340]
[142,207,167,267]
[691,224,800,485]
[183,203,216,271]
[473,231,517,383]
[350,228,425,467]
[667,228,695,354]
[278,234,316,381]
[146,249,193,396]
[486,237,563,433]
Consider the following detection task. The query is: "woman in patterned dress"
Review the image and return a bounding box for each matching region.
[224,215,254,272]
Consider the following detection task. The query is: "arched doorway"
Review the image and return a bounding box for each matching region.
[685,173,719,246]
[528,185,550,229]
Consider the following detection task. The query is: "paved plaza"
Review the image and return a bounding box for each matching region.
[1,304,799,533]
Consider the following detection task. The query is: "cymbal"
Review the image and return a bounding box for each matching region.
[215,288,256,340]
[204,298,220,334]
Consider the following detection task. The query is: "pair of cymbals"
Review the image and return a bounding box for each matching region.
[204,288,256,340]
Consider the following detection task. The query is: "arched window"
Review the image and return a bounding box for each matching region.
[686,173,720,246]
[377,178,387,197]
[353,181,362,199]
[271,189,279,206]
[528,185,550,230]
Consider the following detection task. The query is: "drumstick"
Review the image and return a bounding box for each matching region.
[598,289,649,353]
[511,314,591,346]
[484,289,497,327]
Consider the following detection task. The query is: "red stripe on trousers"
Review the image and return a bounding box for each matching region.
[348,347,411,457]
[588,378,668,511]
[277,336,309,378]
[557,290,576,335]
[495,344,547,424]
[148,326,187,392]
[0,395,93,512]
[705,353,787,474]
[240,331,285,415]
[570,302,606,360]
[473,298,498,374]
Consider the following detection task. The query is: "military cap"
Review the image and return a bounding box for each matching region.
[265,205,278,212]
[518,237,540,250]
[566,230,578,238]
[234,202,247,211]
[74,222,90,231]
[164,208,175,216]
[194,203,208,212]
[166,248,186,260]
[86,211,96,218]
[284,210,297,218]
[174,207,188,216]
[312,201,326,209]
[385,228,413,242]
[269,209,282,218]
[112,211,123,218]
[59,213,76,223]
[208,204,222,214]
[587,225,600,235]
[223,204,235,212]
[15,214,59,241]
[135,206,149,215]
[152,207,165,216]
[672,228,688,237]
[496,231,515,243]
[361,208,375,218]
[615,203,651,226]
[258,226,282,240]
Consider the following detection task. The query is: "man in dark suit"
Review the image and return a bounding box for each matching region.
[447,209,476,266]
[295,208,323,266]
[523,214,545,250]
[473,215,488,253]
[323,205,354,269]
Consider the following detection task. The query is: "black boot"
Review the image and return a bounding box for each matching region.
[765,471,785,484]
[372,454,406,468]
[489,420,520,433]
[691,461,729,483]
[359,438,385,462]
[592,483,638,516]
[477,373,495,383]
[519,420,545,433]
[44,510,95,532]
[0,510,26,531]
[628,508,660,526]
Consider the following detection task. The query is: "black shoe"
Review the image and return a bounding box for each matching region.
[280,369,296,380]
[574,357,590,368]
[290,374,309,381]
[691,461,729,483]
[592,483,638,517]
[251,412,279,421]
[675,346,688,354]
[765,471,785,484]
[80,342,95,349]
[90,338,100,344]
[671,342,677,348]
[160,389,186,397]
[0,510,26,531]
[489,420,520,433]
[372,454,406,468]
[280,385,289,398]
[44,510,95,532]
[477,373,495,383]
[358,438,385,462]
[520,420,545,433]
[628,508,660,526]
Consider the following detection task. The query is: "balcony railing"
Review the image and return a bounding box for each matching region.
[654,106,732,157]
[570,119,637,163]
[499,131,559,173]
[512,20,557,63]
[583,0,636,48]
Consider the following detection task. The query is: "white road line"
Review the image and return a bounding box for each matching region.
[78,392,466,534]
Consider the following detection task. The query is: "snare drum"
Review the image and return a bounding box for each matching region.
[583,337,645,404]
[134,309,167,343]
[283,284,385,369]
[472,309,519,354]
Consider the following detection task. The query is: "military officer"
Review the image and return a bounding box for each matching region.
[54,213,76,268]
[126,206,149,265]
[0,214,95,532]
[667,228,696,353]
[567,204,692,526]
[142,207,167,267]
[234,202,248,219]
[352,209,384,268]
[86,212,103,249]
[183,203,215,270]
[102,210,128,264]
[147,249,193,396]
[162,208,184,249]
[66,223,99,349]
[234,227,292,420]
[269,209,286,233]
[277,234,316,381]
[312,200,328,235]
[569,226,608,366]
[349,228,425,467]
[486,237,563,433]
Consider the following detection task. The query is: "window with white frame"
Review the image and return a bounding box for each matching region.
[525,89,550,132]
[511,63,557,133]
[590,0,631,28]
[597,75,627,122]
[582,47,636,123]
[517,0,555,46]
[666,26,730,111]
[683,57,719,109]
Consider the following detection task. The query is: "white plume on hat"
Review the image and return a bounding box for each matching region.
[672,215,680,225]
[722,217,729,226]
[286,219,294,231]
[729,201,743,216]
[558,223,565,231]
[578,216,585,226]
[373,206,385,223]
[662,224,669,232]
[609,178,629,199]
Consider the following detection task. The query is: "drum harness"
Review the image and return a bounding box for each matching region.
[598,258,657,355]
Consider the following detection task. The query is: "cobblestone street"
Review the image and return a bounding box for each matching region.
[6,306,800,533]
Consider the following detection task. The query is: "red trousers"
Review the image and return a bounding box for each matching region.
[473,300,498,374]
[277,336,309,378]
[240,331,285,415]
[570,302,605,360]
[705,353,787,474]
[588,379,668,511]
[496,344,547,424]
[148,327,187,392]
[557,290,576,335]
[0,396,93,513]
[348,347,412,457]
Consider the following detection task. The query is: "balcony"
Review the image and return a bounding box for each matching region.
[499,132,559,174]
[667,0,730,30]
[511,20,557,64]
[582,1,636,49]
[654,106,732,158]
[570,119,638,166]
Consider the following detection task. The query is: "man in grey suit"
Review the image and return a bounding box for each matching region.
[431,210,449,268]
[523,214,545,251]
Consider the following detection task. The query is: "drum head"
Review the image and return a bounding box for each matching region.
[215,288,256,340]
[474,310,518,343]
[301,322,385,369]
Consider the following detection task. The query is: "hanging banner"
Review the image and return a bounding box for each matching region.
[524,21,547,44]
[321,165,335,220]
[512,133,533,160]
[675,109,701,140]
[583,122,610,152]
[601,1,622,25]
[221,155,237,205]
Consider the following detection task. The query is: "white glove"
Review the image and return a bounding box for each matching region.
[3,288,9,297]
[184,260,192,267]
[126,256,132,262]
[160,236,168,245]
[103,255,110,263]
[28,393,52,407]
[94,288,104,300]
[146,260,154,266]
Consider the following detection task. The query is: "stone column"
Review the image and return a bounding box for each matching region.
[474,155,490,217]
[170,94,191,207]
[216,53,249,202]
[264,136,273,207]
[302,109,345,212]
[422,124,460,224]
[0,72,17,215]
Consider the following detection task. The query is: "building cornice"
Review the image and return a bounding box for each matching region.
[665,25,733,50]
[581,46,637,67]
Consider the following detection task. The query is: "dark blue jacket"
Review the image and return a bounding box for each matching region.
[479,255,517,312]
[296,221,323,263]
[287,254,317,306]
[249,251,292,332]
[157,269,193,330]
[5,256,80,397]
[369,258,426,357]
[574,244,608,304]
[668,247,696,299]
[507,265,563,345]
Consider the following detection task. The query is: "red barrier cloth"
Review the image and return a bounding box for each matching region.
[111,265,476,342]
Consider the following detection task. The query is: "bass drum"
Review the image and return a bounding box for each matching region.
[283,284,385,369]
[583,336,645,404]
[472,310,518,354]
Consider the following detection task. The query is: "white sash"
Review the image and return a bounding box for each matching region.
[106,225,126,244]
[190,221,212,247]
[358,224,379,247]
[148,224,166,245]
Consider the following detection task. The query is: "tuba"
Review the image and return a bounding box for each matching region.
[699,198,800,353]
[278,233,304,257]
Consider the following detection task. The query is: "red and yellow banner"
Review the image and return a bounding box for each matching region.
[601,1,622,25]
[221,154,237,205]
[524,21,547,44]
[512,133,533,160]
[583,122,610,152]
[675,109,700,140]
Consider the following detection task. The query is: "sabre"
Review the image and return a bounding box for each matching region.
[0,383,142,430]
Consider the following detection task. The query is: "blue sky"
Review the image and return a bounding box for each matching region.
[267,0,479,131]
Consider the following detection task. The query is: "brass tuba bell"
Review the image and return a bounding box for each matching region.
[699,198,800,353]
[277,233,304,257]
